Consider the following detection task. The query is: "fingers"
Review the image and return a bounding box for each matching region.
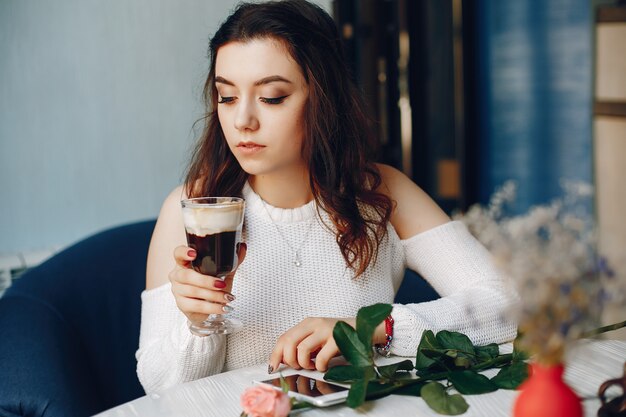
[268,344,282,374]
[169,250,237,322]
[236,242,247,266]
[174,293,232,317]
[170,272,233,304]
[174,282,235,304]
[269,318,339,374]
[173,245,195,268]
[271,334,301,372]
[169,267,226,290]
[174,242,247,272]
[215,242,246,296]
[269,330,304,373]
[296,335,323,370]
[312,340,339,372]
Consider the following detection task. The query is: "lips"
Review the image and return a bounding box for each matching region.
[236,141,266,154]
[237,141,265,148]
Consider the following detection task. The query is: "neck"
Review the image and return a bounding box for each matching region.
[249,169,313,208]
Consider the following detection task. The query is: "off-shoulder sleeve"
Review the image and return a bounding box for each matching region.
[135,283,226,393]
[391,221,518,356]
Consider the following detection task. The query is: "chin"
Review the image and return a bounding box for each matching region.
[234,159,269,177]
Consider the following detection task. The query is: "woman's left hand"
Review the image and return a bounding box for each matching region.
[268,317,356,373]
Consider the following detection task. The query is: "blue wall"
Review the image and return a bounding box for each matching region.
[0,0,331,254]
[475,0,593,210]
[0,0,235,253]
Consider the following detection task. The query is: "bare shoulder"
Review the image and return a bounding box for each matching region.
[375,163,450,239]
[145,185,188,290]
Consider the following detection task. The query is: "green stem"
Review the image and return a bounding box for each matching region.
[472,353,514,371]
[384,357,508,388]
[581,320,626,338]
[290,402,313,411]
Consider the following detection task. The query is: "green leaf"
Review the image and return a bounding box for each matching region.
[324,365,376,383]
[512,346,530,361]
[448,370,498,394]
[415,331,443,370]
[491,362,529,390]
[377,359,414,379]
[333,321,373,367]
[356,303,392,347]
[365,380,413,400]
[420,382,469,415]
[413,369,450,382]
[436,331,476,356]
[513,332,530,361]
[393,381,427,397]
[453,356,472,369]
[513,350,530,361]
[279,375,290,393]
[421,348,450,359]
[475,343,500,361]
[346,379,369,408]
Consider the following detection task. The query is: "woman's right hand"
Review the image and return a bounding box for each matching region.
[168,243,246,324]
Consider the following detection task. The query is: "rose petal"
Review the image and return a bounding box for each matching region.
[240,384,292,417]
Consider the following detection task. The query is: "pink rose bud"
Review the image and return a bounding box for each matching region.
[240,384,292,417]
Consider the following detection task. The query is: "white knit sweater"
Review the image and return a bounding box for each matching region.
[136,183,517,393]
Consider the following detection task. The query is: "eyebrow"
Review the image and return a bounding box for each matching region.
[214,75,293,86]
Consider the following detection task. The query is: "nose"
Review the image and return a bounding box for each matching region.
[234,98,259,131]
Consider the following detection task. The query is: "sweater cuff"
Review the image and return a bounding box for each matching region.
[390,303,425,357]
[140,283,225,354]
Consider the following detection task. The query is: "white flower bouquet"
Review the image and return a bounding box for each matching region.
[456,181,625,364]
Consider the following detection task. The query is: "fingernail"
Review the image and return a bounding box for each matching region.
[214,280,227,289]
[222,305,234,313]
[187,249,196,258]
[224,293,235,302]
[268,364,274,374]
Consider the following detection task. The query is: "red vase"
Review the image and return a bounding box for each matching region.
[513,363,583,417]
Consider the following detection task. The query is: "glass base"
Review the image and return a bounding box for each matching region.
[189,314,242,335]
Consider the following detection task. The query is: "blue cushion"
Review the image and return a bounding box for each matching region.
[0,220,155,417]
[394,269,440,304]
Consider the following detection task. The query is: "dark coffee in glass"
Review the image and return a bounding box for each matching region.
[185,230,237,276]
[181,197,245,335]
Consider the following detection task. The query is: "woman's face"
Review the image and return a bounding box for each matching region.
[215,38,309,179]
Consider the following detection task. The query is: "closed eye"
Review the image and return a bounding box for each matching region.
[217,96,235,104]
[260,95,289,105]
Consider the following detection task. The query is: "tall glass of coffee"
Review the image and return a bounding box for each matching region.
[181,197,245,335]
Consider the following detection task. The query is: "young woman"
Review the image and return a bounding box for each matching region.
[136,0,517,393]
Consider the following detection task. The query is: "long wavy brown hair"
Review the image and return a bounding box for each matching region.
[185,0,393,277]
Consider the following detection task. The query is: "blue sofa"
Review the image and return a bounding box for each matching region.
[0,220,155,417]
[0,219,437,417]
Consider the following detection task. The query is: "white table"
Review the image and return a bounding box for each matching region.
[96,340,625,417]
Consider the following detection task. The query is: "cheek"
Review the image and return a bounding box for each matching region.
[279,106,306,144]
[279,119,305,153]
[217,111,235,142]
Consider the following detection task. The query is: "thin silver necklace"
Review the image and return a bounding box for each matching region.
[260,198,315,267]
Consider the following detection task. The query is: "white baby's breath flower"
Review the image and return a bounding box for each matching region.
[457,181,622,365]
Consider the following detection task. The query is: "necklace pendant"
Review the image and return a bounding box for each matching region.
[294,253,302,267]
